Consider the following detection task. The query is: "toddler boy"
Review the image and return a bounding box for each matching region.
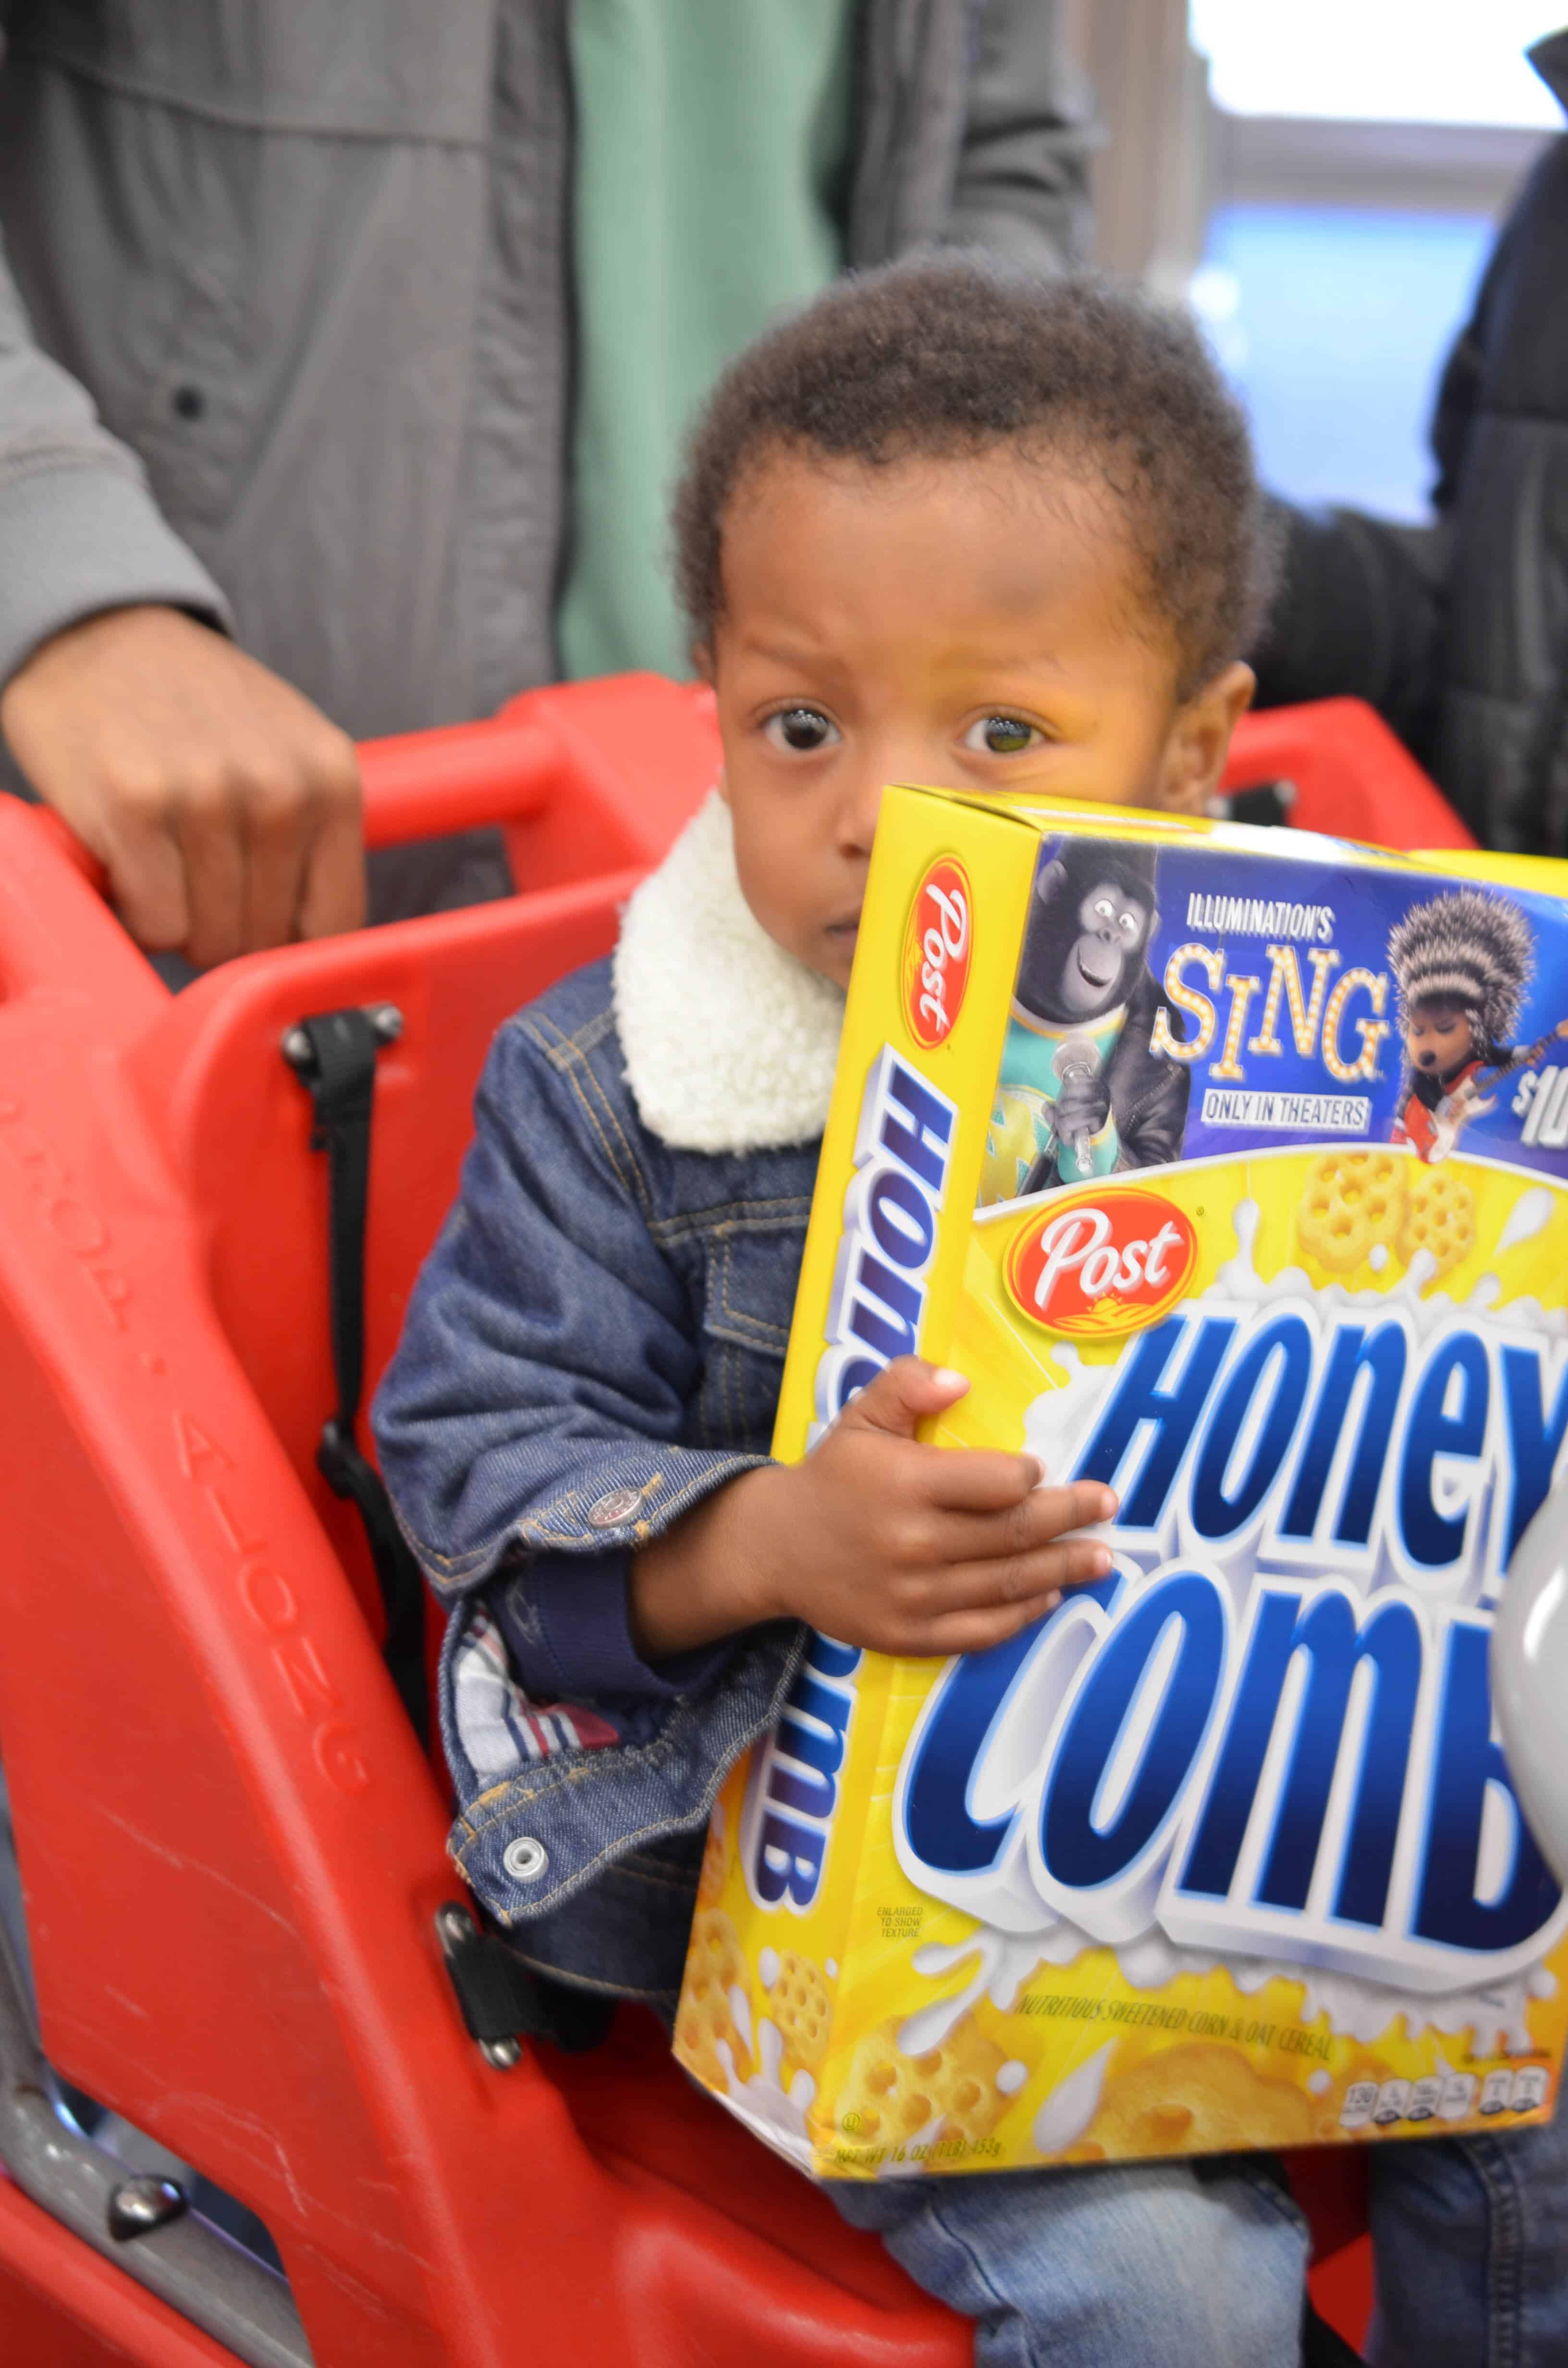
[374,261,1568,2368]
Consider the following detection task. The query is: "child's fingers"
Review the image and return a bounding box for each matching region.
[905,1571,1098,1659]
[918,1533,1113,1619]
[1029,1477,1116,1535]
[836,1355,970,1443]
[926,1477,1115,1557]
[922,1446,1045,1511]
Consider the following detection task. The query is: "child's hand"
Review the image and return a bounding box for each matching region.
[629,1359,1115,1663]
[761,1358,1116,1653]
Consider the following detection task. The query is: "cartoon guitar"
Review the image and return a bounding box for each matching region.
[1429,1018,1568,1164]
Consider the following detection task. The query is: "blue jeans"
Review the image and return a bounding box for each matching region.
[833,2115,1568,2368]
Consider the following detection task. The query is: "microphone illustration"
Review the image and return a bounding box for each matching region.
[1055,1034,1102,1167]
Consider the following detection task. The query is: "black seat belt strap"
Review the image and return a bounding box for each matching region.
[284,1004,429,1741]
[284,1008,614,2064]
[435,1904,616,2061]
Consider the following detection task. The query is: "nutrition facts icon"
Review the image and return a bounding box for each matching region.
[1407,2076,1441,2122]
[1339,2081,1378,2131]
[1480,2069,1514,2115]
[1510,2066,1550,2113]
[1372,2079,1411,2126]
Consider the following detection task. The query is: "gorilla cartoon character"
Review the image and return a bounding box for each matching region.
[980,839,1190,1204]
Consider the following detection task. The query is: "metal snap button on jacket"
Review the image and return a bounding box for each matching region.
[587,1485,645,1529]
[503,1837,548,1882]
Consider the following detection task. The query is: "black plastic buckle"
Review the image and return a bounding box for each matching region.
[435,1903,614,2065]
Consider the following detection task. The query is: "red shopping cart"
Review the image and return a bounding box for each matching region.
[0,678,1468,2366]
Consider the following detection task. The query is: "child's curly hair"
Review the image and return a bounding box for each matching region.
[672,257,1277,700]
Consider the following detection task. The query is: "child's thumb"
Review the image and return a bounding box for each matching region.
[835,1357,969,1442]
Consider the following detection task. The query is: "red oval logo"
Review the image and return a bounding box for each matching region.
[903,857,973,1049]
[1005,1188,1198,1338]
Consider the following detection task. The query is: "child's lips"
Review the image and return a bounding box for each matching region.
[826,912,862,946]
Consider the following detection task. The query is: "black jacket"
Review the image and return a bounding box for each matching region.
[1252,31,1568,855]
[1022,968,1191,1194]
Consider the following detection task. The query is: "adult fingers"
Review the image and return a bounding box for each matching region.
[294,736,366,941]
[174,775,247,970]
[1,608,367,961]
[94,779,192,951]
[241,772,315,953]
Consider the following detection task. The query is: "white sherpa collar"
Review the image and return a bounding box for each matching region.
[612,790,845,1152]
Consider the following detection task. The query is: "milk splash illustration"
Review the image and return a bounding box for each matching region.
[1031,2043,1115,2154]
[1498,1185,1556,1258]
[714,1967,819,2172]
[893,1190,1568,2060]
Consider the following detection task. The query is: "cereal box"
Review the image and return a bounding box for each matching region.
[674,785,1568,2177]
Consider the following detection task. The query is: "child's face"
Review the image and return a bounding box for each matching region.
[704,445,1253,989]
[1408,1000,1474,1073]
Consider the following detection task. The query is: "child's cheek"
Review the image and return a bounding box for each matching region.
[731,835,792,950]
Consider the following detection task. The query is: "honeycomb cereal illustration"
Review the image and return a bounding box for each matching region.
[833,2015,1008,2151]
[1086,2042,1316,2158]
[697,1817,726,1905]
[1400,1166,1476,1276]
[768,1950,833,2066]
[930,2015,1011,2147]
[676,1909,751,2088]
[1296,1149,1405,1275]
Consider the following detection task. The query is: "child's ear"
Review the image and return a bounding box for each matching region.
[1152,662,1255,815]
[691,642,730,802]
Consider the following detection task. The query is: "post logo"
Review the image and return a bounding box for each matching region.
[903,857,972,1048]
[1005,1189,1198,1337]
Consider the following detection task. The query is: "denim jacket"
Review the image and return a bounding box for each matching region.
[373,794,847,2007]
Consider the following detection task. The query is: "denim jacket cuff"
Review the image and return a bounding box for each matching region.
[447,1621,808,1925]
[490,1551,733,1707]
[404,1442,772,1591]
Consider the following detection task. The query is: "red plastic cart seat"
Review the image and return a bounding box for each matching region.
[0,681,1448,2365]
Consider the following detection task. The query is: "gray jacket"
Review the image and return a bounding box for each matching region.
[0,0,1093,753]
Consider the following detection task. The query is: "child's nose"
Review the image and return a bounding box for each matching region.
[835,764,886,854]
[836,740,936,852]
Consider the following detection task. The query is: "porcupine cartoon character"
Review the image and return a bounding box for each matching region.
[1388,888,1568,1163]
[980,839,1189,1204]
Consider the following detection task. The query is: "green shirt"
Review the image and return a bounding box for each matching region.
[560,0,858,682]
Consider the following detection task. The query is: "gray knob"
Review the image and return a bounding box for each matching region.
[108,2173,188,2242]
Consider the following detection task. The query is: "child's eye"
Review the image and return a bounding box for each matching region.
[964,715,1040,756]
[764,706,839,752]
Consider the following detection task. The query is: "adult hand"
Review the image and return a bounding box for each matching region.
[0,604,365,967]
[630,1358,1115,1662]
